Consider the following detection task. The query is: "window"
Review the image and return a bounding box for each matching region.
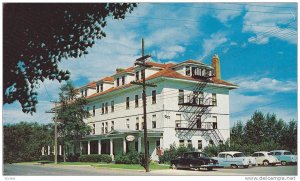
[175,114,181,128]
[105,122,108,133]
[179,140,185,147]
[101,123,104,134]
[186,66,190,76]
[284,152,292,155]
[92,123,95,134]
[126,119,130,129]
[100,83,103,92]
[84,90,87,97]
[192,91,198,104]
[198,140,203,150]
[105,102,108,114]
[187,140,192,148]
[152,90,156,104]
[212,116,217,129]
[96,84,99,93]
[126,97,130,109]
[101,103,104,114]
[111,121,114,131]
[111,101,114,112]
[117,78,120,86]
[92,105,95,116]
[135,95,139,107]
[212,93,217,106]
[199,92,204,105]
[275,152,281,156]
[135,117,139,130]
[136,71,139,81]
[141,118,145,130]
[81,90,84,97]
[209,140,214,146]
[152,114,157,128]
[178,89,184,104]
[122,76,125,85]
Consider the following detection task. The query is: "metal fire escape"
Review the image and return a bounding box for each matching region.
[175,67,224,145]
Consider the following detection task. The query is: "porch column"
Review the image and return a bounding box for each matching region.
[110,139,114,160]
[160,137,164,149]
[41,147,45,156]
[98,140,101,155]
[48,146,50,155]
[138,137,142,153]
[87,141,90,155]
[59,145,62,156]
[80,142,82,155]
[123,138,126,153]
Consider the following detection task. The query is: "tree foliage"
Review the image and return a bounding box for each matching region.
[204,111,297,156]
[4,122,53,163]
[3,3,137,114]
[57,81,91,159]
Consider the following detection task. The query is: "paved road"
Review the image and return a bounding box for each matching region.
[3,163,297,176]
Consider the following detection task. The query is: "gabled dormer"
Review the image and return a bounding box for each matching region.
[112,67,135,87]
[79,82,96,97]
[95,77,114,93]
[134,61,173,81]
[172,59,215,79]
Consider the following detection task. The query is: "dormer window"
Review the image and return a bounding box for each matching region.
[186,66,190,76]
[100,83,103,92]
[136,71,139,81]
[117,78,120,86]
[84,90,87,97]
[141,69,145,79]
[96,84,99,93]
[122,76,125,85]
[81,90,84,97]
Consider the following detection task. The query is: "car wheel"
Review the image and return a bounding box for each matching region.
[243,165,249,168]
[207,167,213,171]
[171,164,178,170]
[281,161,287,166]
[263,160,269,166]
[231,164,238,169]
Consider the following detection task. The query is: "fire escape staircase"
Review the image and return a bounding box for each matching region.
[175,70,224,145]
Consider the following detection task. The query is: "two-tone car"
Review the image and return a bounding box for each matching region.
[270,150,297,166]
[251,151,280,166]
[213,151,256,168]
[170,152,219,171]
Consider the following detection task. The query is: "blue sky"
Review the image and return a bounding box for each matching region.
[3,2,298,127]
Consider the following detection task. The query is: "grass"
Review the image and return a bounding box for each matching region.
[94,163,170,170]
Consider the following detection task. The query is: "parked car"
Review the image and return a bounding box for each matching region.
[251,151,280,166]
[270,150,297,166]
[213,151,256,168]
[170,152,218,171]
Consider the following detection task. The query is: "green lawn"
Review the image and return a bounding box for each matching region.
[94,163,170,170]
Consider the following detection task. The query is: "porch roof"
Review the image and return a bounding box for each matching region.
[83,129,164,141]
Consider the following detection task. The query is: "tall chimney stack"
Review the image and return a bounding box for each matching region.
[212,54,221,80]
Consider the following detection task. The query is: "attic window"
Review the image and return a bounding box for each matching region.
[84,90,87,97]
[96,85,99,93]
[117,78,120,86]
[100,83,103,92]
[186,66,190,76]
[122,76,125,85]
[136,71,139,81]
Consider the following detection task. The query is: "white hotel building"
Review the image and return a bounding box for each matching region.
[74,55,237,161]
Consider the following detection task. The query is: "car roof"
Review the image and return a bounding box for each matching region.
[254,151,270,154]
[219,151,242,154]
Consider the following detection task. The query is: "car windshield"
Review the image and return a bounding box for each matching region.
[195,152,208,158]
[233,153,245,157]
[284,152,292,155]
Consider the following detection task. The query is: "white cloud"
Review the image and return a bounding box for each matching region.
[200,32,228,59]
[211,3,242,24]
[230,77,297,93]
[243,3,297,44]
[154,45,185,60]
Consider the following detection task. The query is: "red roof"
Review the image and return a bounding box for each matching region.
[84,61,237,100]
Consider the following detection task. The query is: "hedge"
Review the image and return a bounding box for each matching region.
[115,151,141,164]
[40,155,64,162]
[78,154,112,163]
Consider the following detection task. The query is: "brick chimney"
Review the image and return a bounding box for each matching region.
[212,54,221,80]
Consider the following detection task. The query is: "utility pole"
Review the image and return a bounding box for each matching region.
[46,101,59,164]
[131,38,156,172]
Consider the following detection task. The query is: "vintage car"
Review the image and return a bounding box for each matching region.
[170,152,219,171]
[270,150,297,165]
[213,151,256,168]
[251,151,280,166]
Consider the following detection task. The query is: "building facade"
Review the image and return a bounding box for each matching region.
[70,55,237,161]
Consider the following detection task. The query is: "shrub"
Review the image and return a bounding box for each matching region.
[66,153,80,162]
[115,151,141,164]
[78,154,112,163]
[40,155,64,162]
[158,144,195,164]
